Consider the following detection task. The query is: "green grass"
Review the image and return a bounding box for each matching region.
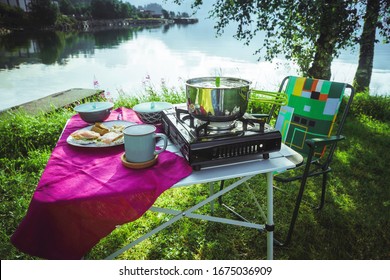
[0,89,389,260]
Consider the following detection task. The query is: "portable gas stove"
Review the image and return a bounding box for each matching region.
[161,105,282,170]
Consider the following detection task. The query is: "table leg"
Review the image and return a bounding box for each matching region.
[266,172,274,260]
[106,176,256,259]
[209,182,214,215]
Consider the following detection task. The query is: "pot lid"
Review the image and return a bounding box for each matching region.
[74,102,114,113]
[133,102,172,113]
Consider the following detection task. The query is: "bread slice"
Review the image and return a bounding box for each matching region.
[71,129,100,140]
[99,132,123,144]
[91,122,110,135]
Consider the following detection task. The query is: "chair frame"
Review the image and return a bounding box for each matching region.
[272,76,355,246]
[218,76,355,247]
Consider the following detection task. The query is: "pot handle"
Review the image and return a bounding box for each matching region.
[250,89,288,106]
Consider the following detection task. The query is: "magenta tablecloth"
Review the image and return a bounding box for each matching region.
[11,107,192,259]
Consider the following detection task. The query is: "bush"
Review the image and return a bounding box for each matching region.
[0,109,72,159]
[349,93,390,122]
[55,14,78,30]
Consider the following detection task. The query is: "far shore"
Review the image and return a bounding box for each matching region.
[1,17,199,34]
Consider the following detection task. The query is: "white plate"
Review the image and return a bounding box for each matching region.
[66,120,136,147]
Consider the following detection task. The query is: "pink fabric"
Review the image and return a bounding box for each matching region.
[11,107,192,259]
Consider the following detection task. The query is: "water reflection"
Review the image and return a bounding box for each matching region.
[93,29,135,49]
[0,25,161,70]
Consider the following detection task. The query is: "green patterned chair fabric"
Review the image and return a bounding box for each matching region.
[275,76,347,158]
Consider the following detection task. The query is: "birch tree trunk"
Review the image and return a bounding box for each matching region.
[353,0,380,93]
[307,0,341,80]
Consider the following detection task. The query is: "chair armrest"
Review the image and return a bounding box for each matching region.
[305,135,346,149]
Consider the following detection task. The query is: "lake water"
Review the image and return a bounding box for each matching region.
[1,18,389,111]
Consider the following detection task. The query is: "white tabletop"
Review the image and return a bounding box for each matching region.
[163,142,302,187]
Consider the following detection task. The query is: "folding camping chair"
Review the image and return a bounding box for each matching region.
[219,75,355,246]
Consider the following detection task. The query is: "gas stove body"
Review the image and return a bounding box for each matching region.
[161,105,281,170]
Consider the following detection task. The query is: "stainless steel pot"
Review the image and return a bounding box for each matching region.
[185,77,251,122]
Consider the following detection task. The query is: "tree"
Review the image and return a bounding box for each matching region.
[353,0,390,93]
[118,2,135,18]
[59,0,76,15]
[90,0,135,19]
[144,3,163,14]
[174,0,361,79]
[28,0,59,27]
[0,2,29,28]
[162,9,170,19]
[306,0,359,79]
[91,0,117,19]
[173,0,386,86]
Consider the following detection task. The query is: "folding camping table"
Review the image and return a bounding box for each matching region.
[106,141,302,260]
[11,108,303,260]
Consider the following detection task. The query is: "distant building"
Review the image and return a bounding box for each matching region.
[0,0,31,12]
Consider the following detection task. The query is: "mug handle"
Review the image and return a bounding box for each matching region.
[154,133,168,155]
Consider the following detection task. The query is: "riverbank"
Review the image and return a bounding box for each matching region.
[0,88,104,116]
